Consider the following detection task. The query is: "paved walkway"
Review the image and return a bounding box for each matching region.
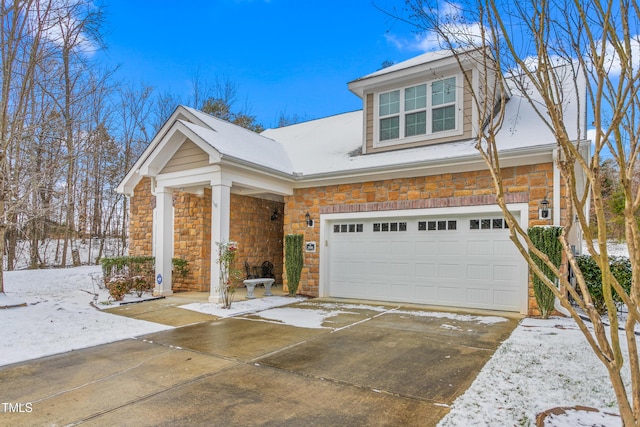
[0,298,520,426]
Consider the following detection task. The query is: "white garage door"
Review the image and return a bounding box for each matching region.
[328,214,526,312]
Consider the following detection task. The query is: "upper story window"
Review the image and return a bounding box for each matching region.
[377,75,461,145]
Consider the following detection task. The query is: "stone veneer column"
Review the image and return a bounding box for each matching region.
[209,178,231,303]
[154,186,174,296]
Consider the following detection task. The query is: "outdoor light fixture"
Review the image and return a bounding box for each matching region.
[539,197,550,219]
[270,208,278,221]
[305,212,314,227]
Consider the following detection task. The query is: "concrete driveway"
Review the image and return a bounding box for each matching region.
[0,298,519,426]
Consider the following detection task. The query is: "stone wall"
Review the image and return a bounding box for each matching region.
[229,194,284,286]
[283,163,562,315]
[128,179,283,292]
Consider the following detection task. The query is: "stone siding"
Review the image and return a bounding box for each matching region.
[282,163,562,315]
[128,179,283,292]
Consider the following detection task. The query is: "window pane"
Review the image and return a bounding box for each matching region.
[492,219,503,229]
[470,219,480,230]
[418,221,426,231]
[432,105,456,132]
[382,223,389,232]
[349,224,356,232]
[481,219,491,229]
[379,90,400,116]
[428,221,436,231]
[405,111,426,137]
[448,220,457,230]
[373,223,381,232]
[432,77,456,106]
[334,224,340,233]
[356,224,363,232]
[399,222,407,231]
[341,224,348,232]
[437,220,446,230]
[380,116,399,140]
[405,84,426,111]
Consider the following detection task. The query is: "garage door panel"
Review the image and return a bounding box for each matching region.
[415,283,437,302]
[493,264,518,281]
[371,241,390,254]
[416,262,437,278]
[468,240,490,256]
[438,264,460,279]
[438,286,465,304]
[328,214,525,312]
[494,240,517,257]
[390,281,413,298]
[467,264,490,280]
[493,289,519,308]
[390,262,411,276]
[415,241,437,256]
[467,288,490,305]
[438,241,459,256]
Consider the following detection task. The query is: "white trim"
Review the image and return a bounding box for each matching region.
[553,148,561,226]
[373,73,465,148]
[318,203,530,314]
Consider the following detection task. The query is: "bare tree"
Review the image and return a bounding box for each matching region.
[396,0,640,423]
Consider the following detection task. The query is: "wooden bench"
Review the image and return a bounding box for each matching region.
[243,278,275,299]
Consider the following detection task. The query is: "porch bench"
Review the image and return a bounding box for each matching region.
[243,278,275,299]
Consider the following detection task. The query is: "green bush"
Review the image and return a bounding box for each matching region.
[575,254,632,314]
[285,234,304,296]
[528,226,563,318]
[100,256,189,296]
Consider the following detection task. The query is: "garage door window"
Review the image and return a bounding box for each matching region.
[373,221,407,232]
[418,220,457,231]
[470,218,507,230]
[334,223,364,233]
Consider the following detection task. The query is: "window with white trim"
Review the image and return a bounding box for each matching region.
[377,75,460,145]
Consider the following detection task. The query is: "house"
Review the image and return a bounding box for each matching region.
[117,49,588,316]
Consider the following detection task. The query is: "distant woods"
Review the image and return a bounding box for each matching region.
[0,1,304,280]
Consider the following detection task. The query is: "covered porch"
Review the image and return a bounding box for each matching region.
[117,107,294,303]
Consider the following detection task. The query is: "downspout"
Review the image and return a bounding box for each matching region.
[553,147,571,316]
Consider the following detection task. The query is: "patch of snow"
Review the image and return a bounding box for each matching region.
[582,240,630,258]
[0,266,172,367]
[179,296,306,318]
[247,307,350,329]
[438,317,625,426]
[543,408,620,426]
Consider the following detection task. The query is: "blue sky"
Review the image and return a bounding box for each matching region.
[99,0,427,128]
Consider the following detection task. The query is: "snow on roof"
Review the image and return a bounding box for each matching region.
[261,111,363,176]
[181,107,295,175]
[260,87,566,178]
[353,49,455,81]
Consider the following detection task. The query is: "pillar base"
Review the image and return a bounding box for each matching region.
[153,289,174,297]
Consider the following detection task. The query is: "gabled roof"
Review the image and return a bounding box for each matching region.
[118,53,586,195]
[179,107,294,174]
[117,105,294,195]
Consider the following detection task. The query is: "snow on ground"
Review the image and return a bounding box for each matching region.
[0,265,631,425]
[0,265,172,367]
[180,296,306,318]
[438,317,625,427]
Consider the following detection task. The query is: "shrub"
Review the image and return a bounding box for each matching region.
[100,256,189,295]
[528,226,563,318]
[106,275,130,301]
[575,254,632,314]
[285,234,304,296]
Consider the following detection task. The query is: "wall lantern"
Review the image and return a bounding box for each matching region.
[539,197,550,220]
[270,208,279,221]
[305,212,314,227]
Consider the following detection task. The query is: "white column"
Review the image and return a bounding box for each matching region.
[209,180,231,303]
[154,187,174,296]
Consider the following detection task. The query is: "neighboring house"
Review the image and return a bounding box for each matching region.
[118,49,588,315]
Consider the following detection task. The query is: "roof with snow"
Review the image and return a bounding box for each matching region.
[118,51,586,195]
